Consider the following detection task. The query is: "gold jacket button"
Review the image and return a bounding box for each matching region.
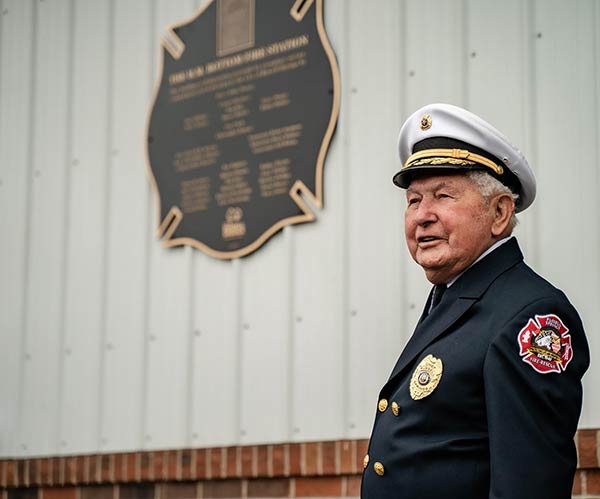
[374,462,385,476]
[363,454,369,469]
[391,401,400,416]
[378,399,388,412]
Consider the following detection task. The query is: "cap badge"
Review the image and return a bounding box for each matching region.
[410,354,443,400]
[419,114,432,130]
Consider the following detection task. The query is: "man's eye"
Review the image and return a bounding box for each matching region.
[407,197,420,205]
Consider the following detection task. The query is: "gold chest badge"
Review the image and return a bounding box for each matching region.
[410,354,443,400]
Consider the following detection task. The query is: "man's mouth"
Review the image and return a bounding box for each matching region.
[418,236,441,243]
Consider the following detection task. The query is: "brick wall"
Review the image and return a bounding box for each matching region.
[0,440,367,499]
[1,432,598,498]
[574,430,600,498]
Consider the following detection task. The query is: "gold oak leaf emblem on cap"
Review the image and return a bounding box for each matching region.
[420,114,432,130]
[410,354,443,400]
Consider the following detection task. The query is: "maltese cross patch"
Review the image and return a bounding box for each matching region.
[517,314,573,374]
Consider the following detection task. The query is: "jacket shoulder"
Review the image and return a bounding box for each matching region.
[494,261,576,310]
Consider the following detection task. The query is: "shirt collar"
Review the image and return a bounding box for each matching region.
[446,235,514,287]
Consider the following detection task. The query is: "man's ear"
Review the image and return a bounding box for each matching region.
[491,193,515,237]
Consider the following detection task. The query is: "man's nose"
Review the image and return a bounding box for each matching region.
[414,198,437,226]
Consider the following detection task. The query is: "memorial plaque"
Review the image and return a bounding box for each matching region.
[146,0,340,259]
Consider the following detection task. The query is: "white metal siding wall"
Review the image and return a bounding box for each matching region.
[0,0,598,458]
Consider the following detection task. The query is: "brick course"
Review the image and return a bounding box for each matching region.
[1,431,598,498]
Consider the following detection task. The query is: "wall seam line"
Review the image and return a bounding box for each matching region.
[0,0,9,460]
[140,0,159,449]
[234,257,243,444]
[461,0,469,108]
[97,0,116,452]
[186,246,196,445]
[340,0,351,440]
[287,225,295,442]
[16,0,39,458]
[527,0,540,265]
[54,0,76,460]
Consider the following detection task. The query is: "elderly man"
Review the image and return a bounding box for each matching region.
[361,103,589,499]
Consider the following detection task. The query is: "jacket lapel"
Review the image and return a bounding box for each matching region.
[385,238,525,386]
[387,292,476,381]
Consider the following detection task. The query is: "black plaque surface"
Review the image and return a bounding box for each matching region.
[146,0,340,259]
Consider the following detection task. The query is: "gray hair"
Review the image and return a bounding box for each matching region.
[466,171,519,230]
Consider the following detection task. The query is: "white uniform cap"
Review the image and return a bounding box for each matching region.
[394,103,536,212]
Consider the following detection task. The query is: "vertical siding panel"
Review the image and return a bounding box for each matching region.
[519,0,540,262]
[576,0,600,430]
[587,0,600,428]
[466,0,528,131]
[143,0,196,450]
[98,0,115,455]
[465,2,538,250]
[59,0,111,454]
[190,257,239,446]
[22,0,74,457]
[220,0,297,436]
[144,245,192,449]
[188,0,219,452]
[100,0,155,452]
[533,0,599,427]
[333,0,352,441]
[238,236,291,444]
[344,0,405,439]
[400,0,466,377]
[188,9,236,452]
[139,0,157,451]
[188,0,241,431]
[0,0,34,457]
[404,0,466,109]
[288,0,346,442]
[192,0,237,447]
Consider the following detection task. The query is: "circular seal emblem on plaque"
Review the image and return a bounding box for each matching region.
[146,0,340,259]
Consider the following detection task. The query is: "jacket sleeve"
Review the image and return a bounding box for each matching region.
[483,296,590,499]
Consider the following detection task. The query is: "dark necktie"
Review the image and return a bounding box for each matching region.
[429,284,447,313]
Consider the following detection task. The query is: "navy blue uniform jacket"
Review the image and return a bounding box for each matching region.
[361,238,590,499]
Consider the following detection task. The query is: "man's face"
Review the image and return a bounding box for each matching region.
[405,174,497,284]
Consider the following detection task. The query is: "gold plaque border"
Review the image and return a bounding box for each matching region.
[144,0,341,260]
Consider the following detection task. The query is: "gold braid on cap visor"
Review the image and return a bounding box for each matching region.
[403,148,504,175]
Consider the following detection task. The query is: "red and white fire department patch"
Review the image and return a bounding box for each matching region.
[517,314,573,374]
